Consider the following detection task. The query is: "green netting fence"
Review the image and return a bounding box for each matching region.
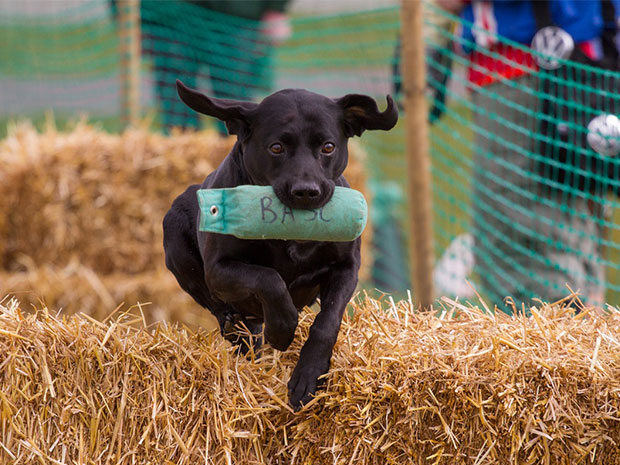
[1,0,619,310]
[420,2,620,309]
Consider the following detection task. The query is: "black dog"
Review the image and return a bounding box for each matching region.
[163,80,398,408]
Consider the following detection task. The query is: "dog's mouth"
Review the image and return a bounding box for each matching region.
[273,182,334,211]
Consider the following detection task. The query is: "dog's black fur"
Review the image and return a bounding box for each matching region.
[163,80,398,408]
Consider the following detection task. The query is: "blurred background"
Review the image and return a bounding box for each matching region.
[1,0,619,328]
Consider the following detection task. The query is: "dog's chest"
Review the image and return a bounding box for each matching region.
[285,242,321,265]
[259,240,333,284]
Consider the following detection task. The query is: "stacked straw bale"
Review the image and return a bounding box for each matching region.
[0,296,618,464]
[0,121,231,273]
[0,121,370,326]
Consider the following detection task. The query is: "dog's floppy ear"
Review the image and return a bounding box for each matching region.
[176,80,257,136]
[335,94,398,137]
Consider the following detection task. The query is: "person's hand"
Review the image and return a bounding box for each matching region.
[261,11,292,45]
[436,0,466,14]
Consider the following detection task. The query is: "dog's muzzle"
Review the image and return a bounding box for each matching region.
[275,181,334,210]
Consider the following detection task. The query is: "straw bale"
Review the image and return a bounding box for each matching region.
[0,295,618,464]
[0,121,372,324]
[0,121,230,274]
[0,261,218,330]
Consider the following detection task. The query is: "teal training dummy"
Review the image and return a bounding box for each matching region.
[197,186,367,242]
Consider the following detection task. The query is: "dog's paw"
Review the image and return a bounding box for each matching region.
[222,314,263,357]
[264,312,297,351]
[287,360,329,410]
[264,324,295,352]
[233,333,263,357]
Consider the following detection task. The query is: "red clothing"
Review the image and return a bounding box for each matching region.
[460,0,605,86]
[468,43,537,87]
[468,41,601,87]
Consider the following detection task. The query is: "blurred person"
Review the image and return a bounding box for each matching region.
[112,1,291,133]
[393,0,456,121]
[437,0,619,309]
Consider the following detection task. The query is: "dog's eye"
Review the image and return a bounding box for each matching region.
[321,142,335,154]
[269,143,284,155]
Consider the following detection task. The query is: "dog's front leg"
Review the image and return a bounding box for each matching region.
[287,262,358,409]
[207,261,299,351]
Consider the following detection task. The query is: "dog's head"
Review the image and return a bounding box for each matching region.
[177,80,398,209]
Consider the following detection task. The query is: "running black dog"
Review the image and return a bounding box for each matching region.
[163,80,398,408]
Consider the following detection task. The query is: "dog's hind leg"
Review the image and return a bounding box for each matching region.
[164,202,264,355]
[162,185,234,324]
[163,204,211,310]
[221,313,263,356]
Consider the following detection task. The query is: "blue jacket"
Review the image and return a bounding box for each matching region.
[460,0,604,47]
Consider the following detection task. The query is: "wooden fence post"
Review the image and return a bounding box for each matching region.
[119,0,141,128]
[401,0,435,309]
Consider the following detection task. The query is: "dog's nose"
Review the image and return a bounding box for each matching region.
[291,183,321,202]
